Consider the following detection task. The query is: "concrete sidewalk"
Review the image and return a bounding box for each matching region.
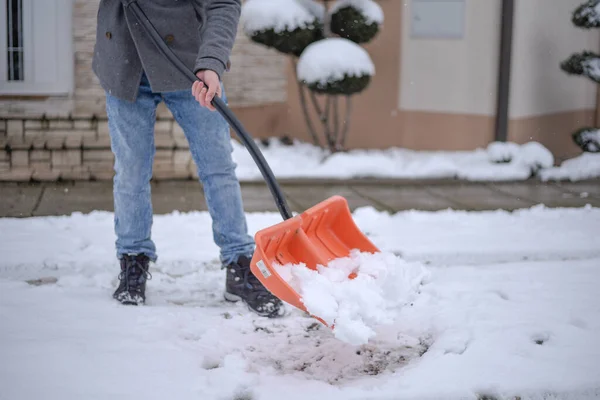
[1,179,599,218]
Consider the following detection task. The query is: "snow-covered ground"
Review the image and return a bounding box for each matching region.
[1,205,600,400]
[541,152,600,182]
[231,139,600,182]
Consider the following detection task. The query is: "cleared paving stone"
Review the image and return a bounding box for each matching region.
[553,180,600,199]
[3,179,599,218]
[425,183,536,211]
[490,182,600,208]
[351,185,459,211]
[151,181,207,214]
[238,183,304,213]
[0,183,43,217]
[282,185,377,211]
[34,181,114,216]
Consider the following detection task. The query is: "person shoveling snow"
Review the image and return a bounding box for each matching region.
[105,0,390,332]
[275,250,430,345]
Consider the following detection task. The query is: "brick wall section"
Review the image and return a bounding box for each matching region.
[0,0,288,181]
[72,0,107,117]
[0,117,198,181]
[225,23,288,107]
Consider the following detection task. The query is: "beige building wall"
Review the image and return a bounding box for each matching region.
[508,0,600,159]
[399,0,501,116]
[509,0,599,118]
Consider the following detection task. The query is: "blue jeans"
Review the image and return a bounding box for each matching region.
[105,73,255,265]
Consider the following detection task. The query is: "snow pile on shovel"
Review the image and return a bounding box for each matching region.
[274,250,429,345]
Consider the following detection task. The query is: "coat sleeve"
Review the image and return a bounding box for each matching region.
[192,0,241,78]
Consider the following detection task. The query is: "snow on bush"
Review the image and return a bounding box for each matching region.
[274,250,429,345]
[487,141,521,163]
[241,0,317,35]
[297,37,375,94]
[329,0,383,43]
[518,142,555,172]
[572,0,600,28]
[295,0,326,21]
[561,51,600,84]
[329,0,384,24]
[540,152,600,181]
[574,127,600,152]
[582,56,600,82]
[486,141,554,174]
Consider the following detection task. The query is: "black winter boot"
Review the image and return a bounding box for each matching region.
[113,254,152,305]
[224,255,284,318]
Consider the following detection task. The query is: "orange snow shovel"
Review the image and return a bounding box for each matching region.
[127,2,380,325]
[250,196,380,325]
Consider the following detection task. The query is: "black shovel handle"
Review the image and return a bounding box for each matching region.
[123,0,293,221]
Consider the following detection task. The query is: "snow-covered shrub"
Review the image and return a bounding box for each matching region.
[573,127,600,152]
[297,38,374,95]
[560,1,600,152]
[241,0,324,57]
[487,141,521,163]
[486,141,554,176]
[572,0,600,28]
[560,51,600,83]
[240,0,384,152]
[329,0,383,44]
[517,142,555,174]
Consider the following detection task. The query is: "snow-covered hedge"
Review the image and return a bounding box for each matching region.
[572,0,600,28]
[329,0,383,43]
[240,0,384,151]
[560,51,600,83]
[297,38,374,95]
[573,127,600,153]
[561,1,600,152]
[241,0,324,56]
[487,141,554,176]
[240,0,382,96]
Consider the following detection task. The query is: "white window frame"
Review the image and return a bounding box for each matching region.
[0,0,74,96]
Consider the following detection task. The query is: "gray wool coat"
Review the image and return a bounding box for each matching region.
[92,0,241,102]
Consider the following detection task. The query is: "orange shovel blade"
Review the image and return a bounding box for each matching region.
[249,195,380,325]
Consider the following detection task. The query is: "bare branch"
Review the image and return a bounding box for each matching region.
[293,61,322,147]
[309,91,324,120]
[332,95,340,151]
[323,95,334,150]
[339,96,352,149]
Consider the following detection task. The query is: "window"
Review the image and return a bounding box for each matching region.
[6,0,24,81]
[0,0,73,95]
[411,0,466,39]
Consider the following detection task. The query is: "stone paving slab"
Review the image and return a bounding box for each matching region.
[350,185,462,212]
[151,181,207,214]
[424,183,537,211]
[281,185,377,211]
[552,181,600,199]
[33,181,209,216]
[1,179,599,218]
[490,182,600,208]
[0,183,43,217]
[34,181,114,216]
[240,183,306,213]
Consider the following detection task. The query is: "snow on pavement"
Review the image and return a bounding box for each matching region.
[1,206,600,400]
[230,139,600,182]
